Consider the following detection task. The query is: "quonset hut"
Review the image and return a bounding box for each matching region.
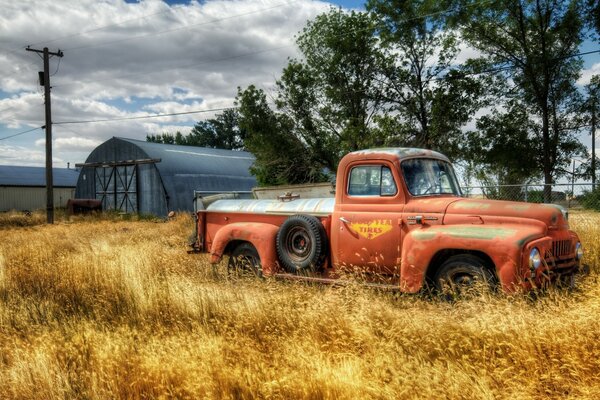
[75,137,256,217]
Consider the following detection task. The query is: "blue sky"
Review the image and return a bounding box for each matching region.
[0,0,598,178]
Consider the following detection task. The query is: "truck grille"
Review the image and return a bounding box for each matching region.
[552,240,572,257]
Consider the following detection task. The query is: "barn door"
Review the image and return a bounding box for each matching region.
[115,165,137,213]
[94,165,138,213]
[95,167,115,210]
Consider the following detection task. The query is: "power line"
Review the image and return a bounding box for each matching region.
[62,0,302,52]
[0,126,41,141]
[53,106,234,125]
[2,0,302,81]
[53,44,292,89]
[2,6,180,56]
[432,49,600,81]
[53,0,496,88]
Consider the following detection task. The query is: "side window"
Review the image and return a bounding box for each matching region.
[348,165,397,196]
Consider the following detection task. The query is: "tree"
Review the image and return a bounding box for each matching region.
[146,132,181,144]
[367,0,485,158]
[583,75,600,186]
[588,0,600,34]
[186,109,246,150]
[275,8,388,172]
[455,0,586,201]
[146,109,245,150]
[236,85,327,186]
[467,104,539,186]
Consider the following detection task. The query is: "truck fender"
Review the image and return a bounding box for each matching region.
[399,224,544,293]
[209,222,280,275]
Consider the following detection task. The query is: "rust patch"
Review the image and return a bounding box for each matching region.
[452,201,492,210]
[506,204,531,212]
[413,226,517,241]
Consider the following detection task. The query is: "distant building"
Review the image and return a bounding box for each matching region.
[75,137,256,217]
[0,165,78,212]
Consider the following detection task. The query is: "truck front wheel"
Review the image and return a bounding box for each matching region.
[434,254,496,298]
[276,214,327,273]
[228,242,262,278]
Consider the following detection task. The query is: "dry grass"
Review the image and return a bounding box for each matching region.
[1,212,600,399]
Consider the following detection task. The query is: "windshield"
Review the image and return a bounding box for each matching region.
[401,158,462,197]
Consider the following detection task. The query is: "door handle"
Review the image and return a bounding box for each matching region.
[339,217,359,237]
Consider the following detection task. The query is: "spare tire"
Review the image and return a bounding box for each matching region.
[276,214,328,273]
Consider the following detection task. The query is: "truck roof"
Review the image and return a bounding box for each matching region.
[347,148,450,163]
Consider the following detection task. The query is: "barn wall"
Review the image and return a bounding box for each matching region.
[76,137,257,217]
[137,163,167,216]
[75,138,167,216]
[0,187,75,211]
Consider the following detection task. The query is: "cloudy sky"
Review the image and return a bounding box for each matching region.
[0,0,598,169]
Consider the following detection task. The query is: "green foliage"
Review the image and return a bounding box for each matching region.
[367,0,485,158]
[276,8,388,171]
[187,109,245,150]
[455,0,586,193]
[580,75,600,182]
[147,132,181,144]
[236,8,390,185]
[236,85,327,186]
[588,0,600,34]
[146,109,245,150]
[579,187,600,211]
[467,104,539,185]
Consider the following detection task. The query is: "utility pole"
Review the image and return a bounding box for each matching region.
[26,46,63,224]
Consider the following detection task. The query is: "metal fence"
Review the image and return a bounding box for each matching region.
[462,183,600,224]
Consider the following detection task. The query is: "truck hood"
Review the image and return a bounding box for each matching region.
[444,198,568,229]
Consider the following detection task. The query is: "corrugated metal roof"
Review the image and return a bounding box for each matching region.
[0,165,79,187]
[76,137,257,214]
[116,138,256,212]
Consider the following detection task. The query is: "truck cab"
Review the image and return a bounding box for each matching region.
[192,148,584,293]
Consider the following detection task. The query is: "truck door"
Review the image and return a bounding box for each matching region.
[330,162,404,276]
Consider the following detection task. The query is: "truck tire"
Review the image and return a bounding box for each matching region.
[276,214,327,273]
[228,242,262,278]
[434,254,496,298]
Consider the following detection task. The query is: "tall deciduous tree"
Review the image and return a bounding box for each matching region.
[455,0,586,200]
[367,0,484,158]
[276,8,388,171]
[467,104,539,186]
[583,75,600,185]
[236,85,327,186]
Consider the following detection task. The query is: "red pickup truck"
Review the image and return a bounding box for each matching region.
[190,148,584,293]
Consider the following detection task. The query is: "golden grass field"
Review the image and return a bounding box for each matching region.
[1,210,599,399]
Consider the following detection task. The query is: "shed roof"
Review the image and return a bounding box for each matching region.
[116,137,255,179]
[85,137,257,212]
[0,165,79,187]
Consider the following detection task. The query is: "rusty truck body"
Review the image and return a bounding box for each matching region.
[190,148,584,293]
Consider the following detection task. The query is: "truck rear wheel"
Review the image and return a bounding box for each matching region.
[276,214,327,273]
[434,254,496,298]
[228,242,262,278]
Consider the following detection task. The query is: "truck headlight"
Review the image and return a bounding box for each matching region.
[529,248,542,270]
[575,242,583,260]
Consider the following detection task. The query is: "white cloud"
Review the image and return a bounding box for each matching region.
[0,144,65,167]
[54,137,101,152]
[0,0,331,166]
[454,40,482,66]
[578,63,600,86]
